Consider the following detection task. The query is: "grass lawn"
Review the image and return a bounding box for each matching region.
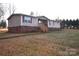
[46,30,79,48]
[0,29,79,56]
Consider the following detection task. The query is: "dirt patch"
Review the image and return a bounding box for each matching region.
[0,28,8,32]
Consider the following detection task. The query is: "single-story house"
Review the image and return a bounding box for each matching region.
[8,14,49,32]
[8,14,61,32]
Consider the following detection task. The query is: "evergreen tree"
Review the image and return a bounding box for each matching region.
[69,19,72,29]
[73,20,76,29]
[76,18,79,29]
[65,19,69,29]
[61,19,65,29]
[0,20,6,28]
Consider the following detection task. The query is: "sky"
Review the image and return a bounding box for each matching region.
[1,0,79,20]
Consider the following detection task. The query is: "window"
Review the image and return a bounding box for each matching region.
[53,21,55,25]
[23,16,32,23]
[49,21,51,25]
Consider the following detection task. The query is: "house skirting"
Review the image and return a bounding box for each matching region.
[8,26,61,33]
[48,28,61,31]
[8,26,38,33]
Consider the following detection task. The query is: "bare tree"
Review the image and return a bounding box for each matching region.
[0,3,5,19]
[0,3,16,19]
[9,4,16,15]
[0,3,11,20]
[12,4,16,14]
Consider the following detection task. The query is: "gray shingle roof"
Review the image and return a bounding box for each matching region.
[7,13,50,20]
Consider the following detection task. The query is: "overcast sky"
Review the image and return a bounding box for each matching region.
[1,0,79,20]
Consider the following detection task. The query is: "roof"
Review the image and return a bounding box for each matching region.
[7,13,37,20]
[37,16,50,20]
[49,20,62,23]
[7,13,50,20]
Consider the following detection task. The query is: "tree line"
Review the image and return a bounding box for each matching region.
[61,19,79,29]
